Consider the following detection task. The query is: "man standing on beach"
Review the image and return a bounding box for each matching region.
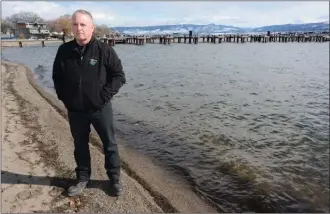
[52,9,126,196]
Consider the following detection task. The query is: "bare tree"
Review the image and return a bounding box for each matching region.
[45,19,57,32]
[55,14,72,34]
[1,19,13,34]
[5,12,45,24]
[94,24,113,37]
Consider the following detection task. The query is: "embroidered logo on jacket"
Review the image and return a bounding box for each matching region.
[89,58,98,66]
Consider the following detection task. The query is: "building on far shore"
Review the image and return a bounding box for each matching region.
[14,22,50,39]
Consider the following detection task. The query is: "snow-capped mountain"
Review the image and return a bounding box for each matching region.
[113,24,244,35]
[112,22,329,35]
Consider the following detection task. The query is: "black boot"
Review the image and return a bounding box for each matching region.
[111,179,123,196]
[67,180,89,196]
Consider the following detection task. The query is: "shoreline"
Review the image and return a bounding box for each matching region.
[2,60,218,213]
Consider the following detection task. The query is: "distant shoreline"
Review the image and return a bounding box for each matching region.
[1,39,64,48]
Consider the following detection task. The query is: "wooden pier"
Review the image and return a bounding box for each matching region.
[101,32,330,46]
[3,32,328,48]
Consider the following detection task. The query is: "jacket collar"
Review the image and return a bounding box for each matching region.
[72,36,96,53]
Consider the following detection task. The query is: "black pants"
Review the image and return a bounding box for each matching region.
[68,101,120,182]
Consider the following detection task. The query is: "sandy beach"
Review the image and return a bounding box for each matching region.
[1,60,218,213]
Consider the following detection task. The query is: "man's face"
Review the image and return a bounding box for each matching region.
[72,13,94,42]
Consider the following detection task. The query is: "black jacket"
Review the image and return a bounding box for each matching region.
[52,37,126,112]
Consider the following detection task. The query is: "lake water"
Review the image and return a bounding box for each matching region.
[2,41,329,212]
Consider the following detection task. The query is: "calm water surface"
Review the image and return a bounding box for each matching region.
[2,42,329,212]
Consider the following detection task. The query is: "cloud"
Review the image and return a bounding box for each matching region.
[2,1,329,27]
[2,1,68,20]
[1,1,118,24]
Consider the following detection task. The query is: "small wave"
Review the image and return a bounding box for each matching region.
[34,64,48,80]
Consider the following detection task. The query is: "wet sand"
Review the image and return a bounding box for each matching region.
[1,60,217,213]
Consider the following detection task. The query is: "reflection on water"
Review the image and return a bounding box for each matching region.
[2,42,329,212]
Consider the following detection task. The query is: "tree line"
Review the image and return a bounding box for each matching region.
[1,11,114,37]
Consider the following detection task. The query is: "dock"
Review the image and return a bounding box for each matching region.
[102,33,330,46]
[3,32,329,48]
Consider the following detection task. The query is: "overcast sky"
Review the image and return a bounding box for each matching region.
[2,1,329,27]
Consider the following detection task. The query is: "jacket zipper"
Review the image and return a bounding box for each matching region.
[79,54,84,110]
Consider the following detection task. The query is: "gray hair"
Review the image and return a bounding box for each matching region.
[72,9,94,23]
